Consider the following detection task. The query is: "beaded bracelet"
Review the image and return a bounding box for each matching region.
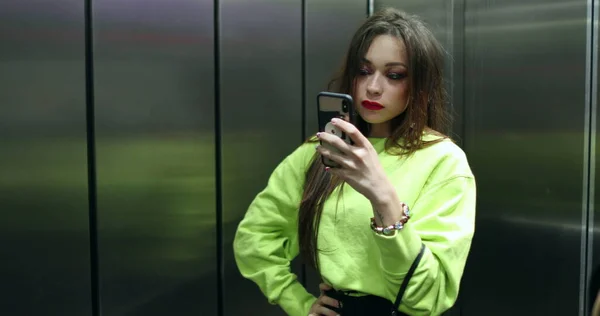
[370,203,411,236]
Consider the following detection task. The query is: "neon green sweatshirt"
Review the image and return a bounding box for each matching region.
[233,134,476,316]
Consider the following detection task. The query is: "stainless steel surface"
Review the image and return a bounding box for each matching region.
[93,0,217,315]
[4,1,600,315]
[304,0,367,146]
[450,0,466,146]
[363,4,463,314]
[0,1,92,315]
[374,0,461,143]
[590,0,599,314]
[580,0,595,309]
[461,1,589,315]
[220,1,302,315]
[374,0,454,50]
[303,0,368,297]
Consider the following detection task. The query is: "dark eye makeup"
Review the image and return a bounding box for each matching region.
[358,66,407,80]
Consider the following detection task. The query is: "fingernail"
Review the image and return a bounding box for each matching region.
[316,132,321,137]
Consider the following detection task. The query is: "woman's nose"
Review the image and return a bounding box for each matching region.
[366,75,382,96]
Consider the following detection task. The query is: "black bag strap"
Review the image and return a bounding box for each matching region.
[392,243,426,313]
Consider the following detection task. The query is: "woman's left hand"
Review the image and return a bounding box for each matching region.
[316,117,392,204]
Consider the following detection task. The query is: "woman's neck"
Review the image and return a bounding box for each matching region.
[368,122,390,138]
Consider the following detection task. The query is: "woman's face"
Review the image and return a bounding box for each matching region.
[354,34,410,137]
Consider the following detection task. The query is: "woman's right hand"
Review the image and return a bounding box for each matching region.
[308,283,341,316]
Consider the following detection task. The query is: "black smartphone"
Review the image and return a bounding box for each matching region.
[317,92,355,168]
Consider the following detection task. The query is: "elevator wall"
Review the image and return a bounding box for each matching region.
[219,1,302,314]
[0,1,599,315]
[590,0,599,314]
[375,0,465,144]
[461,1,592,315]
[370,2,465,314]
[0,1,93,315]
[92,0,217,315]
[302,0,369,299]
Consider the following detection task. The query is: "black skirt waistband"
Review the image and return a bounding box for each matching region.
[323,289,409,316]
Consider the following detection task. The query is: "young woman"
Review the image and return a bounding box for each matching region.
[233,7,476,316]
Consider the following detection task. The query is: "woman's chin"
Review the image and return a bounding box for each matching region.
[358,111,389,124]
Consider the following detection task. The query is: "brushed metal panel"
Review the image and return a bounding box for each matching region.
[303,0,369,297]
[589,0,599,314]
[364,4,463,314]
[220,1,302,315]
[0,1,92,315]
[461,1,588,315]
[375,0,453,49]
[93,1,217,315]
[374,0,462,143]
[450,0,466,148]
[304,0,367,136]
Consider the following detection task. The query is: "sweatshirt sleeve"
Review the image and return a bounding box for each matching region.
[371,174,476,316]
[233,142,318,316]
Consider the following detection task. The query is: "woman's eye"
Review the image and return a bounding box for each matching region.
[388,73,407,80]
[358,68,370,75]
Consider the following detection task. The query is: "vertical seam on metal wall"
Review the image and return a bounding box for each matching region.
[589,0,599,312]
[460,0,467,152]
[301,0,306,144]
[589,0,598,312]
[448,0,455,143]
[300,0,307,287]
[449,1,467,314]
[451,2,466,314]
[84,0,101,314]
[460,2,467,311]
[584,0,598,314]
[582,0,597,314]
[214,0,224,315]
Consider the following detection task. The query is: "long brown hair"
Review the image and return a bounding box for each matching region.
[298,7,452,275]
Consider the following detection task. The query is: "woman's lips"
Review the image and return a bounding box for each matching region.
[361,100,384,111]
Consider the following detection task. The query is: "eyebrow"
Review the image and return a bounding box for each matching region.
[362,57,407,68]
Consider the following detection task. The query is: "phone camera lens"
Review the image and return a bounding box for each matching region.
[342,100,348,112]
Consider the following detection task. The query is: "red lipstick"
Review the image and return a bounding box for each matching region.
[362,100,384,111]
